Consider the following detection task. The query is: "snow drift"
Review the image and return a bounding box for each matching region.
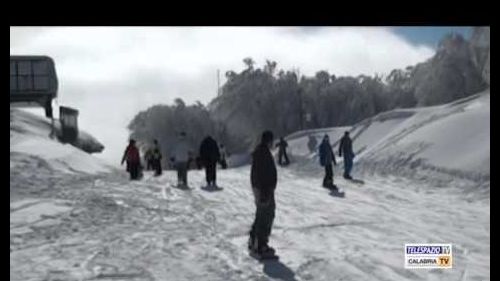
[285,89,490,188]
[10,108,113,175]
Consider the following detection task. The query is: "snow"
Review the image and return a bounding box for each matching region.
[355,90,490,186]
[10,108,113,175]
[10,92,489,280]
[10,168,489,281]
[287,90,490,188]
[285,127,349,159]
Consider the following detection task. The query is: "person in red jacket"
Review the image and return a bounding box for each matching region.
[121,139,141,180]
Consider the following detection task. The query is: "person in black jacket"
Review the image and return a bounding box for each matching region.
[152,139,163,176]
[338,131,354,180]
[319,134,337,188]
[276,137,290,166]
[199,135,220,187]
[248,130,278,255]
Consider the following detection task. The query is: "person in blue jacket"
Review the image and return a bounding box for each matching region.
[319,134,337,188]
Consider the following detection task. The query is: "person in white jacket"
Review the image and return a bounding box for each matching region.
[173,132,190,186]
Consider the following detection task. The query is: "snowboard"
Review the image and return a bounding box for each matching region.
[323,184,345,197]
[201,185,224,192]
[171,184,191,190]
[249,249,279,261]
[330,187,345,198]
[346,178,365,185]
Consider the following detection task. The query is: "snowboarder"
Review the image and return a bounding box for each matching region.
[152,139,162,176]
[121,139,141,180]
[276,137,290,166]
[173,132,190,187]
[338,131,354,180]
[319,134,337,188]
[219,144,228,169]
[248,130,278,259]
[199,135,220,188]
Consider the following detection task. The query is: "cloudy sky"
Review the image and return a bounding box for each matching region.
[10,26,471,164]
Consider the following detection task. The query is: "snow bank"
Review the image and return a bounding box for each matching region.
[357,90,489,184]
[285,90,490,187]
[10,108,113,175]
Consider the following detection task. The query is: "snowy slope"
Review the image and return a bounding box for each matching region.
[10,108,113,175]
[10,169,489,281]
[286,90,490,189]
[285,127,349,159]
[10,94,489,281]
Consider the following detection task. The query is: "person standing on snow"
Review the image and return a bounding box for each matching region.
[219,144,228,169]
[248,130,278,256]
[121,139,141,180]
[338,131,354,180]
[152,139,163,176]
[319,134,337,188]
[275,137,290,166]
[307,135,318,153]
[173,132,190,187]
[199,135,220,188]
[144,148,154,171]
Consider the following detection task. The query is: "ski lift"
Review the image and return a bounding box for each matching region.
[10,56,58,118]
[59,106,79,143]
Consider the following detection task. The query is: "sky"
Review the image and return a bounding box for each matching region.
[10,26,472,164]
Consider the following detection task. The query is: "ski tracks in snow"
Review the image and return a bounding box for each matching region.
[10,165,489,280]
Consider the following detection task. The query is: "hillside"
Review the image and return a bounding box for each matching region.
[284,89,490,191]
[10,97,489,280]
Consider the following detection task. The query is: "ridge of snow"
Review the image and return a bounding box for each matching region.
[285,89,490,187]
[10,108,113,175]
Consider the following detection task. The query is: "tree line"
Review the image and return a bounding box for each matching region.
[128,30,489,160]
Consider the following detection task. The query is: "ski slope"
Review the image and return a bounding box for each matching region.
[285,90,490,190]
[10,97,490,280]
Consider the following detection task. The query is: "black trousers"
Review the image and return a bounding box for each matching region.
[278,150,289,165]
[323,163,333,187]
[250,192,275,249]
[154,159,162,175]
[129,162,140,180]
[147,159,154,170]
[205,161,217,184]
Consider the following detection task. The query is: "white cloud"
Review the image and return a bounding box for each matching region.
[10,26,435,163]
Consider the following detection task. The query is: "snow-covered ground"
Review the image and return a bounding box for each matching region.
[10,94,490,281]
[10,109,113,175]
[286,90,490,191]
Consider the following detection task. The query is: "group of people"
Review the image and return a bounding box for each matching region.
[318,131,355,189]
[121,132,229,187]
[121,129,355,258]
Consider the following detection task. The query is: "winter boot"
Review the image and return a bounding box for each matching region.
[257,244,276,255]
